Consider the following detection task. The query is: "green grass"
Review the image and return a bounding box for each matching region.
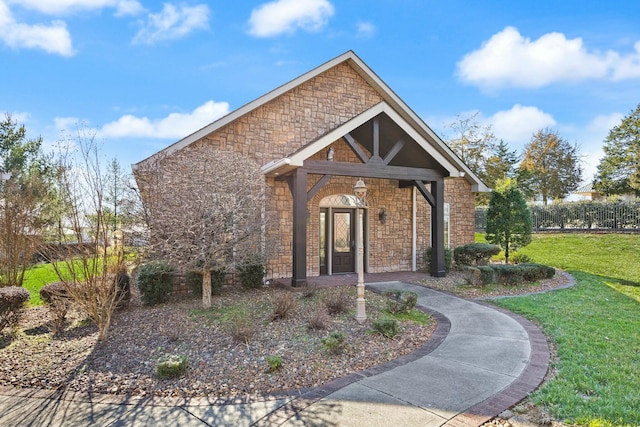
[479,233,640,426]
[22,263,60,306]
[385,308,431,325]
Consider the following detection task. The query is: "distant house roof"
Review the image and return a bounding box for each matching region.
[573,182,601,195]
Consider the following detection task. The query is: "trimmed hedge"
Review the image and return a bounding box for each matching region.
[187,268,225,297]
[463,263,555,287]
[454,243,501,266]
[0,286,30,333]
[237,256,265,289]
[136,262,175,305]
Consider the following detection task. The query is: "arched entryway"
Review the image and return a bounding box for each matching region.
[318,194,368,275]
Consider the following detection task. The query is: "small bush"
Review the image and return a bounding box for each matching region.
[453,243,501,266]
[40,282,72,334]
[510,253,532,264]
[493,265,524,286]
[520,263,556,281]
[383,290,418,314]
[301,282,318,299]
[228,312,255,344]
[324,288,349,315]
[478,265,495,285]
[156,354,189,379]
[265,355,283,372]
[306,308,328,331]
[321,331,346,355]
[270,291,297,321]
[0,286,30,333]
[372,317,399,338]
[424,247,453,273]
[136,262,175,305]
[237,256,265,289]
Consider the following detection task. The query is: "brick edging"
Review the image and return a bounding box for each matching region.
[444,302,551,427]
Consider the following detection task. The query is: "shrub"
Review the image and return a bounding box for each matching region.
[321,331,346,355]
[493,265,524,286]
[306,308,328,331]
[237,256,265,289]
[156,354,189,379]
[520,263,556,281]
[324,288,349,315]
[40,282,72,334]
[187,268,225,297]
[372,317,399,338]
[423,247,453,273]
[270,291,297,321]
[383,290,418,314]
[228,312,255,344]
[510,253,532,264]
[454,243,501,266]
[478,265,495,285]
[0,286,30,333]
[301,281,318,299]
[136,262,175,305]
[265,355,283,372]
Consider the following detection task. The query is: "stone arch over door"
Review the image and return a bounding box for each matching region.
[318,194,368,275]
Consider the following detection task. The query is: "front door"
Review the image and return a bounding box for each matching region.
[332,209,355,273]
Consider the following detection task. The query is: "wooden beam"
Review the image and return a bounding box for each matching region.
[307,174,331,201]
[303,160,443,181]
[343,133,370,164]
[292,168,307,287]
[372,116,381,160]
[383,139,405,165]
[414,180,435,207]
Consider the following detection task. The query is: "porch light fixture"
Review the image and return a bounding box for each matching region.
[353,178,367,207]
[353,178,367,323]
[327,147,334,162]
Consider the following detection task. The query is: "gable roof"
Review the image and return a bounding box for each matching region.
[133,50,489,192]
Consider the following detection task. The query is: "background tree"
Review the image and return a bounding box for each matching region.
[445,112,497,178]
[135,151,274,308]
[0,114,55,287]
[485,178,532,264]
[477,139,519,205]
[594,103,640,197]
[519,128,582,205]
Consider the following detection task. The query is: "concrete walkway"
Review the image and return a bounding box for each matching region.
[0,281,549,427]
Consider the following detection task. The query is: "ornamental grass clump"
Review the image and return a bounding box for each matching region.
[40,282,72,334]
[156,354,189,379]
[270,291,297,321]
[324,288,349,315]
[265,355,283,372]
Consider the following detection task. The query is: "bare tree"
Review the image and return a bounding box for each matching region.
[51,127,124,341]
[135,151,273,308]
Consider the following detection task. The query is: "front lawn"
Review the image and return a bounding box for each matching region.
[22,263,60,306]
[487,233,640,426]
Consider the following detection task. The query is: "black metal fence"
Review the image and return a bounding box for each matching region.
[475,201,640,232]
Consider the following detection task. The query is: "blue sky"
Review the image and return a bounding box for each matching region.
[1,0,640,183]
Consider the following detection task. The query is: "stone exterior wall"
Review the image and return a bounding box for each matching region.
[136,61,477,280]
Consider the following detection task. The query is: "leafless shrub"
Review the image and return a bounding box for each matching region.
[228,312,255,345]
[306,308,328,331]
[301,282,318,299]
[324,288,350,316]
[270,291,297,321]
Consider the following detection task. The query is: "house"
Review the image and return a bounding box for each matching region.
[571,182,604,201]
[133,51,488,286]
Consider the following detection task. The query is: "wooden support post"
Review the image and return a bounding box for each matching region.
[291,168,308,287]
[430,179,446,277]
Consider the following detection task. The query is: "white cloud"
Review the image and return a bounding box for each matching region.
[587,112,624,134]
[98,100,230,139]
[0,1,74,56]
[7,0,143,16]
[248,0,334,37]
[457,26,640,89]
[132,3,209,45]
[488,104,557,144]
[356,21,375,38]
